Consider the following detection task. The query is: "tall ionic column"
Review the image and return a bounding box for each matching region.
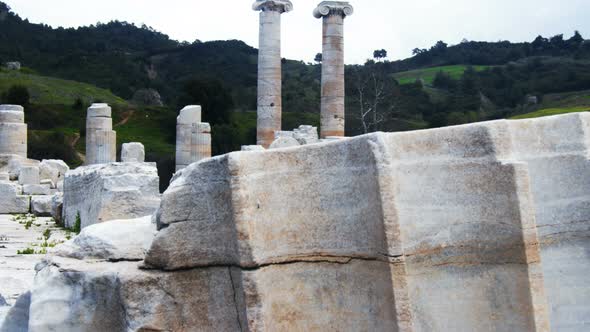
[86,103,116,165]
[253,0,293,148]
[314,1,353,138]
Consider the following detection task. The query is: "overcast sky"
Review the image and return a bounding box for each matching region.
[5,0,590,64]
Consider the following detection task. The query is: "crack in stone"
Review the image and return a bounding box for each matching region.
[227,267,245,332]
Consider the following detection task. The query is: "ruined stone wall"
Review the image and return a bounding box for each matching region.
[20,113,590,331]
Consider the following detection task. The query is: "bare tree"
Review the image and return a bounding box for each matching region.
[350,66,399,134]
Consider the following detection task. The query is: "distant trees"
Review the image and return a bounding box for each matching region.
[314,53,322,63]
[1,85,30,106]
[373,49,388,61]
[178,79,234,125]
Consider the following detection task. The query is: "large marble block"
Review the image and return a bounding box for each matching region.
[62,162,161,229]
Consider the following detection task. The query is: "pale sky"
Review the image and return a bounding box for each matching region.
[5,0,590,64]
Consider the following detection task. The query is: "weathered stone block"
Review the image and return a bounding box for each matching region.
[22,184,50,196]
[62,162,160,229]
[0,182,29,214]
[18,166,39,185]
[121,142,145,163]
[31,195,54,217]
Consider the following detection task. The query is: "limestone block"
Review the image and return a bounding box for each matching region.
[121,142,145,163]
[191,123,211,162]
[177,105,201,125]
[86,103,111,118]
[0,172,8,182]
[18,166,39,185]
[62,162,160,229]
[29,258,240,332]
[0,155,39,180]
[268,136,300,149]
[54,216,155,261]
[31,195,54,217]
[0,123,27,157]
[50,193,63,224]
[39,179,55,189]
[0,292,30,332]
[241,145,266,151]
[22,184,50,196]
[0,182,29,214]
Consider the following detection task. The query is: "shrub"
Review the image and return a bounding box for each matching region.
[1,85,30,106]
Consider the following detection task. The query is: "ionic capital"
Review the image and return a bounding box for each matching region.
[252,0,293,13]
[313,1,353,18]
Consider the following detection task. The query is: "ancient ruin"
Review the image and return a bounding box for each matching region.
[0,105,27,158]
[121,142,146,163]
[85,103,116,165]
[175,105,212,171]
[314,1,353,138]
[253,0,293,147]
[0,113,585,331]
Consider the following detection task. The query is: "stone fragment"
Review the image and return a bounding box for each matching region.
[121,142,145,163]
[241,145,266,151]
[54,216,155,261]
[0,155,39,181]
[268,136,300,149]
[18,166,39,185]
[0,182,29,214]
[29,258,241,332]
[62,162,160,229]
[22,184,50,196]
[0,172,8,182]
[50,193,63,224]
[0,292,30,332]
[31,195,54,217]
[39,160,69,186]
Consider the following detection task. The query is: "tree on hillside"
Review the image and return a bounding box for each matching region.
[349,64,398,133]
[373,49,388,61]
[568,31,584,48]
[412,48,427,55]
[1,85,30,106]
[177,79,234,125]
[314,53,322,63]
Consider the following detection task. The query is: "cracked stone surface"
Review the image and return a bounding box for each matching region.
[8,113,590,331]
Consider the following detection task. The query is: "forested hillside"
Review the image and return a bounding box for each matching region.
[1,0,590,180]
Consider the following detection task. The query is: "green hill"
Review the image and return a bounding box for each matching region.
[0,68,126,105]
[510,106,590,119]
[393,65,489,85]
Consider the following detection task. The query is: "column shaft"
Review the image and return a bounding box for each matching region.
[257,10,283,147]
[321,14,345,138]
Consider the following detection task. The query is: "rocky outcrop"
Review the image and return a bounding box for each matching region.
[17,113,590,331]
[132,88,164,106]
[62,162,160,229]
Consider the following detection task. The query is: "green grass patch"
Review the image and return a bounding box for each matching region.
[393,65,489,85]
[0,71,126,105]
[510,106,590,119]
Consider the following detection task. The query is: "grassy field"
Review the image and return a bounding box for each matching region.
[0,69,126,105]
[510,106,590,119]
[393,65,489,85]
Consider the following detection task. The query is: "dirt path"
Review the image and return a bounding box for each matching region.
[114,110,135,128]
